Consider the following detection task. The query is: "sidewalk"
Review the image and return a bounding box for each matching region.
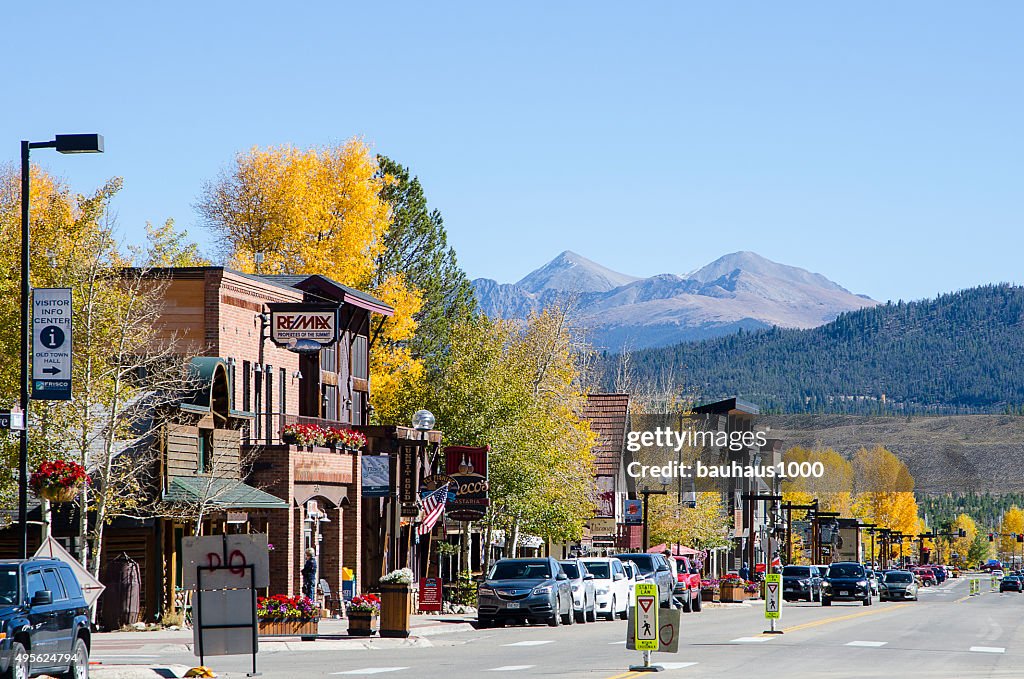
[92,614,478,652]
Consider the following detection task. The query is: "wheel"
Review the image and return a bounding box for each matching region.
[681,590,692,613]
[562,596,574,625]
[618,597,629,620]
[604,596,616,621]
[7,641,28,679]
[813,587,821,602]
[60,637,89,679]
[822,597,831,606]
[548,598,561,627]
[586,598,597,623]
[574,603,585,624]
[477,617,493,628]
[692,591,702,612]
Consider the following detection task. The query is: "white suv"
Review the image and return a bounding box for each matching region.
[581,557,631,620]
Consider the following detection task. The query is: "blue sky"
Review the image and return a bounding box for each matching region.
[3,2,1021,302]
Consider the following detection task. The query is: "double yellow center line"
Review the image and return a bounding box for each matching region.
[604,603,911,678]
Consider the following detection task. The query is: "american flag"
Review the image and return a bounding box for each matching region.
[417,483,450,536]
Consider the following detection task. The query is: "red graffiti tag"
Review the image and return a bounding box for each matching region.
[228,549,248,576]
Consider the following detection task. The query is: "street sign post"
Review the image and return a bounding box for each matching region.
[764,573,783,633]
[31,288,73,401]
[629,583,662,672]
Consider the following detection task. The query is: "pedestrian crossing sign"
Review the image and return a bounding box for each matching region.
[765,573,782,620]
[634,583,659,651]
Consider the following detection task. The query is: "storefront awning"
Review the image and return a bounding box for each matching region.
[294,483,348,508]
[180,357,254,419]
[163,477,288,509]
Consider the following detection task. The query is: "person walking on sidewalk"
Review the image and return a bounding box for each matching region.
[302,548,318,599]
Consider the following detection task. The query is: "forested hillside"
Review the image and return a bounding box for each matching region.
[604,285,1024,414]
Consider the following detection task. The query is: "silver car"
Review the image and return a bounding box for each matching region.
[560,559,597,623]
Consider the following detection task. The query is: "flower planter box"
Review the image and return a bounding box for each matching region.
[379,584,412,638]
[719,584,748,602]
[258,619,319,637]
[701,589,720,603]
[347,611,377,636]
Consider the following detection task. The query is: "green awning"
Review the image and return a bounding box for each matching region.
[163,476,288,509]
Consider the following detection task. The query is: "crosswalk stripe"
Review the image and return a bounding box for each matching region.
[332,669,410,675]
[502,640,555,647]
[846,641,887,647]
[969,647,1005,654]
[486,666,536,672]
[731,636,771,643]
[658,662,699,670]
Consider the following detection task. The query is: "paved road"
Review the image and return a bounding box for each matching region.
[91,576,1024,678]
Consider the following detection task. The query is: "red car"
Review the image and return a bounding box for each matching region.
[912,567,937,586]
[672,556,703,612]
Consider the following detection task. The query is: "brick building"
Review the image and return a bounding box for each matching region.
[142,267,402,615]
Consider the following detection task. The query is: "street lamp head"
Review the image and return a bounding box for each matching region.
[412,409,435,432]
[55,134,103,154]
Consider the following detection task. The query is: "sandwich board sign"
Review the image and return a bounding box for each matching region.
[626,606,681,653]
[633,583,659,651]
[33,536,105,607]
[765,573,782,620]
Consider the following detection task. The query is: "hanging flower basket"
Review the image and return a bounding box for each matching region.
[30,460,90,503]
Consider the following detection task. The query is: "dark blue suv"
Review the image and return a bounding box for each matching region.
[0,558,91,679]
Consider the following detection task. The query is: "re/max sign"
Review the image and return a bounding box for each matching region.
[267,303,339,348]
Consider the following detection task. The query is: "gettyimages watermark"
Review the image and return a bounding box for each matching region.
[624,412,1024,493]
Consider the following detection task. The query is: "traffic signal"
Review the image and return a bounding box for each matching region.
[959,529,967,538]
[989,533,995,542]
[1017,534,1023,543]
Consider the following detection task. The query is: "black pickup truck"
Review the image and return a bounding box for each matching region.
[0,558,91,679]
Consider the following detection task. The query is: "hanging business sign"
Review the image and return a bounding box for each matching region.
[32,288,73,400]
[361,455,391,497]
[443,445,490,521]
[624,499,643,525]
[267,303,338,349]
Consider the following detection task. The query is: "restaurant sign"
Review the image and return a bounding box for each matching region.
[443,445,490,521]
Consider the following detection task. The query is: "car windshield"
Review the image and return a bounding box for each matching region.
[583,562,610,579]
[783,566,811,578]
[617,555,654,575]
[884,572,913,583]
[0,566,16,604]
[560,563,581,579]
[827,564,865,578]
[490,561,551,580]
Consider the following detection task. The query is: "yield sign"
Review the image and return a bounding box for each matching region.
[764,573,782,619]
[639,598,653,613]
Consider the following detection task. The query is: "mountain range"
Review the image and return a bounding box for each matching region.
[472,250,878,349]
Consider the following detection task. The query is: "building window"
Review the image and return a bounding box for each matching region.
[198,429,214,473]
[242,360,252,442]
[322,384,338,421]
[351,335,368,380]
[320,340,337,373]
[352,391,364,426]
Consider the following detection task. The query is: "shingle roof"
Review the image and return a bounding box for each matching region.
[163,477,288,509]
[583,393,630,476]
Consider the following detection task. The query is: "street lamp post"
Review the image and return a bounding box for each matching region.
[411,410,435,576]
[19,134,103,559]
[639,485,668,552]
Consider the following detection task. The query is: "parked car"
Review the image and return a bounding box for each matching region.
[822,561,873,606]
[580,557,630,621]
[621,560,640,607]
[865,568,880,596]
[477,557,573,627]
[0,558,92,679]
[912,567,937,586]
[671,556,703,612]
[879,570,919,601]
[782,565,823,602]
[992,569,1005,580]
[999,575,1023,593]
[930,565,947,583]
[613,553,675,608]
[559,559,597,623]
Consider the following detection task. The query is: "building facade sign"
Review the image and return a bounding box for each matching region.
[443,445,490,521]
[267,303,338,348]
